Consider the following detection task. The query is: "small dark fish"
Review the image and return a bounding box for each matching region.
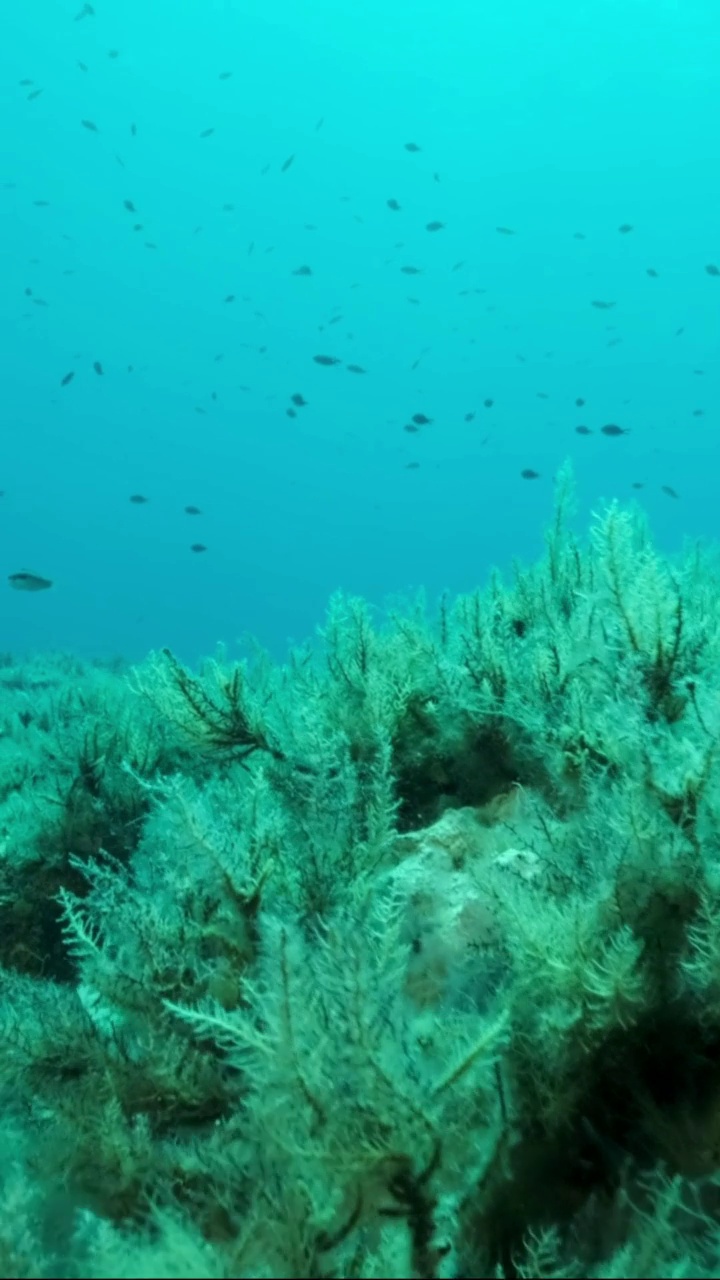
[190,543,207,553]
[27,89,43,100]
[575,398,585,406]
[631,482,645,490]
[60,371,75,387]
[591,300,615,309]
[185,505,202,515]
[404,142,421,152]
[601,423,629,436]
[405,462,420,469]
[9,571,52,591]
[464,412,475,422]
[618,224,633,233]
[200,128,215,138]
[404,423,419,433]
[81,119,99,132]
[386,198,401,211]
[286,408,297,418]
[93,360,103,375]
[661,485,679,499]
[77,61,88,72]
[412,413,432,425]
[573,231,586,239]
[483,398,494,409]
[692,409,704,417]
[520,469,540,480]
[19,79,33,85]
[129,494,148,504]
[646,268,658,277]
[130,123,137,136]
[313,354,341,366]
[496,226,515,235]
[219,70,233,79]
[281,154,295,172]
[575,425,592,435]
[400,265,422,275]
[315,117,324,130]
[224,294,235,303]
[75,3,94,18]
[426,220,444,232]
[33,200,50,206]
[108,50,120,59]
[144,242,157,250]
[536,392,549,400]
[292,265,312,275]
[346,364,366,374]
[291,393,307,407]
[706,264,720,277]
[123,199,136,212]
[222,203,235,212]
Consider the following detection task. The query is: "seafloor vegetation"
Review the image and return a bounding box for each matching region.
[3,466,720,1278]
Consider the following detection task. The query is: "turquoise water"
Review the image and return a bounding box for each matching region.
[3,0,719,663]
[5,8,720,1276]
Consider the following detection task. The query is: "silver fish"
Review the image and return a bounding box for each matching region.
[8,571,53,592]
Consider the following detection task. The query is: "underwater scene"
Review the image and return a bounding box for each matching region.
[3,1,720,1276]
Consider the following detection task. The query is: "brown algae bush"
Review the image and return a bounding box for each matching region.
[3,465,720,1276]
